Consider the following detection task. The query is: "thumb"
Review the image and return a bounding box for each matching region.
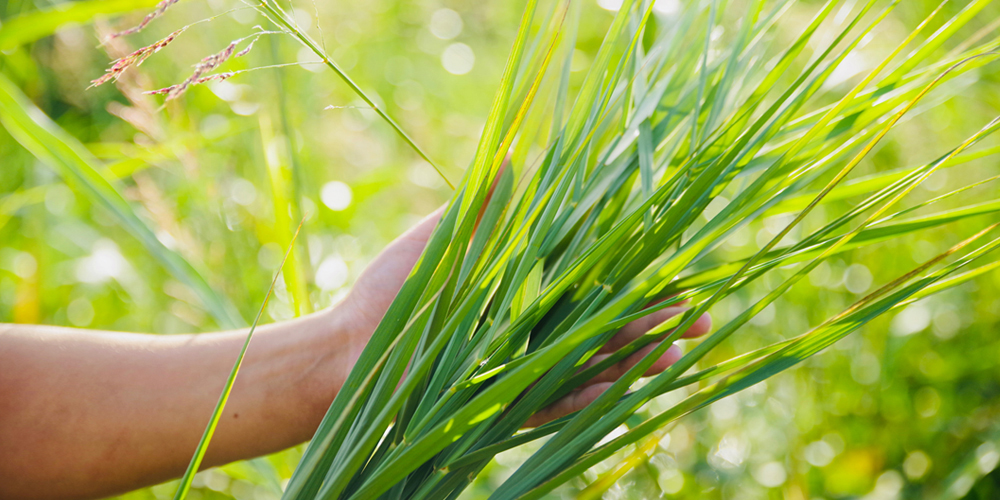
[344,205,445,331]
[398,205,446,246]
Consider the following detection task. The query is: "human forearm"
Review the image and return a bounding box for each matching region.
[0,307,357,500]
[0,205,711,500]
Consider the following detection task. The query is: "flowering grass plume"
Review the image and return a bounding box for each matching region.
[144,72,234,96]
[90,28,186,88]
[105,0,182,41]
[162,41,237,100]
[148,32,274,101]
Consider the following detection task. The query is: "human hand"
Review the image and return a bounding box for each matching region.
[338,207,711,426]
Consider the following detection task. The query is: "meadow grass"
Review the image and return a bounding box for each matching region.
[3,0,1000,498]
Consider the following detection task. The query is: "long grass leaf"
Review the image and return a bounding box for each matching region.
[0,72,244,329]
[172,220,305,500]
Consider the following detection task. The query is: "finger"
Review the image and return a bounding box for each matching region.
[582,343,683,385]
[398,205,446,246]
[522,340,688,427]
[523,382,613,428]
[600,306,685,353]
[600,308,711,354]
[350,206,445,312]
[627,308,710,340]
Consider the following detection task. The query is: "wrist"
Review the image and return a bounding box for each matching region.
[295,302,367,418]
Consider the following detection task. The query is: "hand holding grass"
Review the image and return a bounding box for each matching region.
[342,208,712,428]
[0,209,708,500]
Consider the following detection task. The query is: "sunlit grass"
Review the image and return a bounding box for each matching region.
[3,0,1000,498]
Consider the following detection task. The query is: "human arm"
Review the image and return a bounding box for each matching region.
[0,209,709,500]
[0,307,356,500]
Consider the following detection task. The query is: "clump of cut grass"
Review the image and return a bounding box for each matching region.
[88,0,1000,498]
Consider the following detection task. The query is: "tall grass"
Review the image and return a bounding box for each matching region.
[0,74,246,329]
[258,0,1000,498]
[4,0,1000,498]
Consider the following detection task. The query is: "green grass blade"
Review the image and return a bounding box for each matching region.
[0,0,161,51]
[0,72,244,329]
[172,220,304,500]
[520,225,1000,500]
[255,0,452,189]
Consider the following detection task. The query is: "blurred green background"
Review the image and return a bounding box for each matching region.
[3,0,1000,498]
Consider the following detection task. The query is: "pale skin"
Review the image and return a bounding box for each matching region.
[0,209,711,500]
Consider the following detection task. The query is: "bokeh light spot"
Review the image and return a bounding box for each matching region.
[430,9,463,40]
[321,181,353,211]
[441,43,475,75]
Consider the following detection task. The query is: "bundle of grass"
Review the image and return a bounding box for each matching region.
[270,0,1000,497]
[82,0,1000,498]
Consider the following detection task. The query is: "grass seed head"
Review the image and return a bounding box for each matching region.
[144,72,234,96]
[163,41,236,100]
[158,34,265,101]
[90,28,186,88]
[105,0,182,41]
